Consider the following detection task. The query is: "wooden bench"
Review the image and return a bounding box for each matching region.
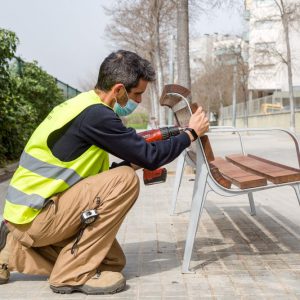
[160,84,300,273]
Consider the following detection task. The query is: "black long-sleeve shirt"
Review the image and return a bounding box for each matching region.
[48,103,191,170]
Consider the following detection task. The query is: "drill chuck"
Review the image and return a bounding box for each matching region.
[160,126,181,140]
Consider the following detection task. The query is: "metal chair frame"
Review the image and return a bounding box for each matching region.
[168,92,300,273]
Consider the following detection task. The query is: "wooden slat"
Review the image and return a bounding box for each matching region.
[190,103,198,113]
[200,135,215,162]
[226,154,300,184]
[186,138,231,188]
[187,137,229,188]
[248,154,300,173]
[211,157,267,189]
[160,84,191,108]
[209,164,232,189]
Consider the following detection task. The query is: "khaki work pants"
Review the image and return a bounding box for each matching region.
[6,166,139,286]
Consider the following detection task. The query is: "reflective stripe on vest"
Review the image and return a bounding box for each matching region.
[3,90,110,224]
[20,152,82,186]
[6,186,45,210]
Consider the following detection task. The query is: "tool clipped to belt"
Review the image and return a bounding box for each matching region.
[71,209,98,255]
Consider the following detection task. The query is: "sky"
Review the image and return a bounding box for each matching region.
[0,0,244,90]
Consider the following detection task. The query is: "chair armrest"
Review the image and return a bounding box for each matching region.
[208,127,300,168]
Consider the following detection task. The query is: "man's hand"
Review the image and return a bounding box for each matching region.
[188,106,209,140]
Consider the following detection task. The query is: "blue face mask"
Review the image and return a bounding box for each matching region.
[114,99,138,116]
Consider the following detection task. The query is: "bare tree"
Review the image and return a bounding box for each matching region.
[238,54,250,127]
[192,41,249,127]
[223,42,250,127]
[251,0,300,131]
[104,0,240,125]
[177,0,191,93]
[176,0,240,103]
[192,60,233,120]
[276,0,300,131]
[104,0,176,125]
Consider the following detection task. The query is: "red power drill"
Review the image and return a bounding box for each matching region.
[138,126,182,185]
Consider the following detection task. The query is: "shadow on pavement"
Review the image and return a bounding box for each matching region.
[6,201,300,281]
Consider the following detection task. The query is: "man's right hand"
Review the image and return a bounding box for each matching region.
[188,106,209,140]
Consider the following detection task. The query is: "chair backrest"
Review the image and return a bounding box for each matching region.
[160,84,231,188]
[159,84,198,161]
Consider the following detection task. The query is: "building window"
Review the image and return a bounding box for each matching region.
[253,64,275,70]
[254,42,277,65]
[256,0,274,7]
[254,20,274,30]
[255,42,276,51]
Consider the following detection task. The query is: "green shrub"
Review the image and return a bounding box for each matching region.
[0,28,19,165]
[15,60,64,121]
[127,123,148,129]
[125,112,149,129]
[0,28,64,166]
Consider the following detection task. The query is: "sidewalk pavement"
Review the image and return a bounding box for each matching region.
[1,133,300,299]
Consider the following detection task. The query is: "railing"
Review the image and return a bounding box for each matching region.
[55,79,81,99]
[12,57,81,99]
[222,91,300,119]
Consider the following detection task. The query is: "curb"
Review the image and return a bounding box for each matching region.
[0,162,18,183]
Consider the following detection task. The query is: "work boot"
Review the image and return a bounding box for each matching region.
[0,221,10,284]
[50,271,126,295]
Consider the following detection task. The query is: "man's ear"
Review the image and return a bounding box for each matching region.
[112,83,124,96]
[112,83,128,107]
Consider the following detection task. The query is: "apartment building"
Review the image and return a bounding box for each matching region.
[190,34,215,77]
[246,0,300,99]
[190,33,246,79]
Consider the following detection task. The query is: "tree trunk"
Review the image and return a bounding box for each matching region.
[232,65,237,128]
[283,13,295,131]
[150,83,159,123]
[207,104,210,124]
[155,41,166,125]
[168,34,176,125]
[217,90,223,126]
[242,78,249,128]
[220,102,224,126]
[152,0,165,125]
[149,52,160,123]
[176,0,191,97]
[243,99,248,128]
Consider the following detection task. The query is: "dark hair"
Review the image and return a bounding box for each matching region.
[95,50,156,92]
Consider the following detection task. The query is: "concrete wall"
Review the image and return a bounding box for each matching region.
[221,111,300,131]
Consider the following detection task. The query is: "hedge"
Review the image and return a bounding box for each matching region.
[0,28,64,166]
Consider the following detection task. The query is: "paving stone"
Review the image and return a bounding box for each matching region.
[241,296,267,300]
[235,284,264,296]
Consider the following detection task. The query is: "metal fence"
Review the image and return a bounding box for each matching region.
[55,79,81,99]
[11,57,81,99]
[222,91,300,119]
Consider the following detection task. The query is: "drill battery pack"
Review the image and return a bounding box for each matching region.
[143,167,167,185]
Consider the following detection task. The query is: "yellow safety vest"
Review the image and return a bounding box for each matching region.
[3,90,109,224]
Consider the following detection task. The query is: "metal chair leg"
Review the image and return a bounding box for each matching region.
[170,151,186,215]
[292,184,300,207]
[181,167,208,273]
[248,192,256,216]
